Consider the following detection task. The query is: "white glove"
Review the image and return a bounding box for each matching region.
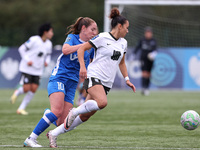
[148,51,157,61]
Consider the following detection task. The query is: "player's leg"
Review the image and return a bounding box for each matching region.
[24,81,65,147]
[24,92,63,147]
[66,84,107,128]
[142,59,153,95]
[10,73,25,104]
[17,75,39,115]
[47,93,96,148]
[47,79,78,147]
[56,101,73,126]
[141,59,151,95]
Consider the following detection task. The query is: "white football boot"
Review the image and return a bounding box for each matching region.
[46,130,57,148]
[23,137,42,147]
[65,108,77,128]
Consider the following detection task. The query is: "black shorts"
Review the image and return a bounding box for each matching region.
[141,58,153,72]
[20,73,40,85]
[83,77,110,95]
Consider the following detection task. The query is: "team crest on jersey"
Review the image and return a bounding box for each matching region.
[65,37,71,43]
[26,39,30,43]
[91,35,99,40]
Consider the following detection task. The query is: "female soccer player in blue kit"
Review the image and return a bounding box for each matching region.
[24,17,98,147]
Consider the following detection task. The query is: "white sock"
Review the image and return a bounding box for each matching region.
[51,116,83,136]
[18,91,34,110]
[73,100,100,116]
[29,132,38,140]
[15,86,24,96]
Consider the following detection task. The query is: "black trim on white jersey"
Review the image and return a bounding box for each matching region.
[88,41,97,57]
[88,41,97,49]
[24,43,30,51]
[109,32,118,41]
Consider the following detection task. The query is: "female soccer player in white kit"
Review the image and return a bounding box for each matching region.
[10,23,53,115]
[46,8,136,148]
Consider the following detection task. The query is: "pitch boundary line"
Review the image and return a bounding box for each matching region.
[0,145,200,150]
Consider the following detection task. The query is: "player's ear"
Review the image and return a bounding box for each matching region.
[118,23,122,30]
[81,25,86,32]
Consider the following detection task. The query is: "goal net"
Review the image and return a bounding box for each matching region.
[104,0,200,47]
[104,0,200,90]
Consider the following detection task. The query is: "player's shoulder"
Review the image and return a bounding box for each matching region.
[45,39,52,45]
[99,32,110,38]
[67,34,79,39]
[65,34,79,43]
[29,35,41,41]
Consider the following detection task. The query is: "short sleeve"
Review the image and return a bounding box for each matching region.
[89,34,104,49]
[24,36,36,49]
[64,34,75,46]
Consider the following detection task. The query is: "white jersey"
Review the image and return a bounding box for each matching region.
[19,35,52,76]
[87,32,127,88]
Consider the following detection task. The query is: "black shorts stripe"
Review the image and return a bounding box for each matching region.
[83,77,110,95]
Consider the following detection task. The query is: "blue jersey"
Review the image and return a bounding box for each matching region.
[49,34,94,82]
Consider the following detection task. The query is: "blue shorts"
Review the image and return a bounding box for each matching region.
[47,79,78,105]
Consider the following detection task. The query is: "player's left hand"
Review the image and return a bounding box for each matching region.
[126,80,136,93]
[44,62,48,67]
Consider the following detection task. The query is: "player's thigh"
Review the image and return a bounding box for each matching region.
[23,84,31,92]
[30,75,40,92]
[30,83,39,93]
[87,84,107,109]
[21,73,32,92]
[49,92,65,117]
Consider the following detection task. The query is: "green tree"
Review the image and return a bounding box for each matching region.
[0,0,104,46]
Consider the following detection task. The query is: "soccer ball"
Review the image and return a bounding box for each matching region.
[180,110,200,130]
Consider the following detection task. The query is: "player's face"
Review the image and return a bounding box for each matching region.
[45,28,54,40]
[120,20,129,38]
[84,22,98,41]
[145,31,153,39]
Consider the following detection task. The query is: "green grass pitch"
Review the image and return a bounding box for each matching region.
[0,89,200,150]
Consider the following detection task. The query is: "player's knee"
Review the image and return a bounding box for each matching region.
[51,109,63,118]
[98,100,107,109]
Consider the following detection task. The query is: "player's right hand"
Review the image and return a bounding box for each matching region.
[27,61,33,66]
[79,67,87,79]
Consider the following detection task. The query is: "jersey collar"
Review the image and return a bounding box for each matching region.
[109,32,118,41]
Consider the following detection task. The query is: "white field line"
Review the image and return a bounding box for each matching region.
[0,145,200,150]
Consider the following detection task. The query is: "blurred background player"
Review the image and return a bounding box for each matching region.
[23,17,98,147]
[133,26,157,96]
[10,23,54,115]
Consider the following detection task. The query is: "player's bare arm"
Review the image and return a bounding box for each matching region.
[119,54,136,92]
[78,42,93,79]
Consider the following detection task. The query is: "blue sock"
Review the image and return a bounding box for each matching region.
[33,112,58,136]
[52,121,57,127]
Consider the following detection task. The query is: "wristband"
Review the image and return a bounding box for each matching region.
[125,76,129,81]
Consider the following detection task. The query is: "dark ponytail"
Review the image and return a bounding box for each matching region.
[109,8,127,29]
